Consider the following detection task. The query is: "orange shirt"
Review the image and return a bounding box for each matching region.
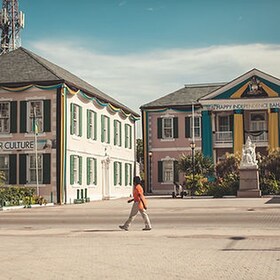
[133,184,147,210]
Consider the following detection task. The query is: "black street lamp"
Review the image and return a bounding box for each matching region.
[190,141,196,196]
[148,151,153,193]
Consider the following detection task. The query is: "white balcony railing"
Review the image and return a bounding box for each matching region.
[245,132,268,143]
[215,131,233,143]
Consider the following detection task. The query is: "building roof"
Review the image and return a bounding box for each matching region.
[141,83,225,109]
[0,47,139,117]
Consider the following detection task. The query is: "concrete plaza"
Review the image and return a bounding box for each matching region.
[0,196,280,280]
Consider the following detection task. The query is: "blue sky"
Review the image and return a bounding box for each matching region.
[16,0,280,127]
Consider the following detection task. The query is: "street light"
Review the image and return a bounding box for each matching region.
[190,142,196,196]
[190,102,196,196]
[148,151,153,193]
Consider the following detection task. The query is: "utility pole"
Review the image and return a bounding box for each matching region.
[0,0,24,55]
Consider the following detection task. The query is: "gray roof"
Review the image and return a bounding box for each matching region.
[141,83,225,109]
[0,47,139,117]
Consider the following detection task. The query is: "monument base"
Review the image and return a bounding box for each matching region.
[238,167,261,198]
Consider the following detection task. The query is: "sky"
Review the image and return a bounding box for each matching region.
[14,0,280,131]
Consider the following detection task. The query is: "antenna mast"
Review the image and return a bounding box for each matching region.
[0,0,24,55]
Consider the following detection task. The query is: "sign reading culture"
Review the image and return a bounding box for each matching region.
[0,140,35,150]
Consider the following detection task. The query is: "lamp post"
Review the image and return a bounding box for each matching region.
[148,151,152,193]
[190,102,195,196]
[190,142,196,195]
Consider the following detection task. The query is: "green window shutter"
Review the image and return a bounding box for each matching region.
[101,115,104,142]
[87,158,90,185]
[229,115,234,131]
[79,156,82,185]
[44,100,51,132]
[157,118,162,139]
[119,162,122,185]
[129,125,132,148]
[119,123,122,147]
[158,161,163,182]
[125,125,128,148]
[70,103,74,135]
[94,158,97,184]
[125,163,128,186]
[130,164,132,185]
[19,154,27,184]
[43,153,51,184]
[93,112,97,140]
[107,117,110,143]
[10,101,17,133]
[114,120,117,145]
[87,110,91,139]
[173,117,178,138]
[173,160,179,182]
[70,155,74,185]
[9,154,17,184]
[185,117,191,138]
[79,106,82,137]
[20,101,27,133]
[114,162,117,185]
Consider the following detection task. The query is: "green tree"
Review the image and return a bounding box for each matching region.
[258,149,280,195]
[136,139,143,163]
[178,151,214,195]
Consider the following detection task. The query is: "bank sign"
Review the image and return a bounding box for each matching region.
[206,101,280,111]
[0,140,50,151]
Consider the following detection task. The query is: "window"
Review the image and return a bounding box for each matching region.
[114,120,122,146]
[191,117,201,138]
[87,157,97,185]
[20,100,50,134]
[158,117,178,139]
[218,115,230,131]
[0,155,9,183]
[87,110,97,140]
[162,118,173,138]
[28,154,43,184]
[158,160,178,183]
[163,160,173,182]
[114,161,122,185]
[70,155,82,185]
[185,116,201,138]
[71,103,82,136]
[101,115,110,143]
[125,163,132,186]
[250,112,267,141]
[28,101,43,134]
[0,102,10,133]
[125,124,132,148]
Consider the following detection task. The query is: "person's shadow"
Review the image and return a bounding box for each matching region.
[265,197,280,204]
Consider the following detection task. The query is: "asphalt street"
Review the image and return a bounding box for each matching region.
[0,196,280,280]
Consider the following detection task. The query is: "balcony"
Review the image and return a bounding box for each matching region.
[245,131,268,145]
[215,131,233,144]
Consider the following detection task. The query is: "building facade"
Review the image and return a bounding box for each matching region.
[141,69,280,194]
[0,47,139,204]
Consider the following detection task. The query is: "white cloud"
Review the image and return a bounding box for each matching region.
[29,41,280,116]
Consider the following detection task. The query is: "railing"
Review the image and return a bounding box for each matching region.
[245,132,268,143]
[215,131,233,143]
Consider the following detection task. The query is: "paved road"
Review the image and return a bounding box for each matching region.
[0,196,280,280]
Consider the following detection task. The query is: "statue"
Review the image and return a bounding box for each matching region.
[240,137,258,168]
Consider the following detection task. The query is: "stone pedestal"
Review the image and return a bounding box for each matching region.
[237,167,261,198]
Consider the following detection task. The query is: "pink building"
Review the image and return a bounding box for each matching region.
[141,69,280,194]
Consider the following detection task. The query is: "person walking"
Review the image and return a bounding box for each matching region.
[119,176,152,231]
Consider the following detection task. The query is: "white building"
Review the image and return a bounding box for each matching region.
[0,47,139,204]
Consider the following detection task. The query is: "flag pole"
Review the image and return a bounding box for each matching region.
[33,106,39,196]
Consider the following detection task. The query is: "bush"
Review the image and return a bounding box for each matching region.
[0,187,38,207]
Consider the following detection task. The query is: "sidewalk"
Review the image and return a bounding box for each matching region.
[0,196,279,280]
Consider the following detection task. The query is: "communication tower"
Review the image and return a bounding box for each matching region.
[0,0,24,55]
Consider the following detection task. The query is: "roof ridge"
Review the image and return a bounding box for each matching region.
[20,47,63,81]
